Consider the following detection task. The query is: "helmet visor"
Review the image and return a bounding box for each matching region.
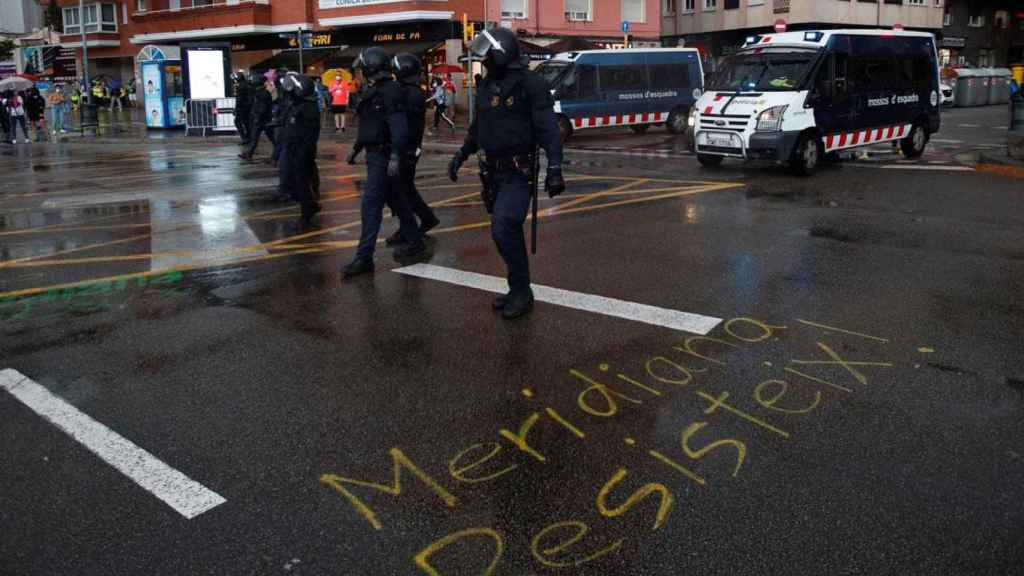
[468,30,505,59]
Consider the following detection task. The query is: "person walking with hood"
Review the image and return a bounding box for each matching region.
[25,87,47,142]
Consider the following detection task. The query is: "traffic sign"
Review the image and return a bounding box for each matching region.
[621,21,630,34]
[774,19,787,33]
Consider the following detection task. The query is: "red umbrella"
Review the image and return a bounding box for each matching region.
[430,64,463,75]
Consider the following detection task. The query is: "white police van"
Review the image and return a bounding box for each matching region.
[690,29,941,175]
[536,48,704,141]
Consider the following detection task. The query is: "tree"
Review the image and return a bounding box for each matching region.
[0,39,15,62]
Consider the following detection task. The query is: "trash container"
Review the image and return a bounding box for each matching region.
[989,68,1012,105]
[975,68,993,106]
[952,68,978,107]
[80,101,99,132]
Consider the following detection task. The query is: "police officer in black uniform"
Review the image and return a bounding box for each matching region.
[448,28,565,319]
[386,53,440,247]
[240,72,273,161]
[341,47,428,278]
[231,71,251,145]
[279,73,322,222]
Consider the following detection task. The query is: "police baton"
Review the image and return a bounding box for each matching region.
[531,143,540,255]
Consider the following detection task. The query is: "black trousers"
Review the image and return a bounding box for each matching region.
[243,121,274,157]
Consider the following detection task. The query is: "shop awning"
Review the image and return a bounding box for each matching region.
[251,47,337,73]
[323,40,442,69]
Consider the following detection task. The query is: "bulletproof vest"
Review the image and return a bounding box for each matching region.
[356,80,403,146]
[282,100,320,148]
[402,83,427,150]
[475,72,532,156]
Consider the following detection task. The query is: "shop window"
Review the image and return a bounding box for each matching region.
[500,0,527,19]
[622,0,644,23]
[565,0,591,21]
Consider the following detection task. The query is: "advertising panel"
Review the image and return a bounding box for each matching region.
[143,62,165,128]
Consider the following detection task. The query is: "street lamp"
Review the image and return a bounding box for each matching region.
[79,0,90,100]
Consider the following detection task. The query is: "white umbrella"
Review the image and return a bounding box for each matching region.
[0,76,34,91]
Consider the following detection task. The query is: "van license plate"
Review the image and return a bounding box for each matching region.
[704,133,733,148]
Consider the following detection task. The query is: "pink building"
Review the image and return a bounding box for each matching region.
[488,0,661,47]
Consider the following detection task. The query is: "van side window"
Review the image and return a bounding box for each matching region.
[576,64,597,98]
[896,57,931,92]
[648,63,691,91]
[599,65,646,92]
[850,56,895,93]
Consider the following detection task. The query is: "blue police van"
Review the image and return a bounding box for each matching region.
[535,48,704,141]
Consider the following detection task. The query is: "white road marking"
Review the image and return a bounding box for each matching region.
[394,263,722,335]
[0,368,226,519]
[931,139,965,144]
[957,124,981,128]
[845,163,975,172]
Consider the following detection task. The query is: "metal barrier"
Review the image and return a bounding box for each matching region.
[184,98,239,137]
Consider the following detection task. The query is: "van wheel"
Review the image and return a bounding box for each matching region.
[630,124,650,134]
[790,133,821,176]
[558,116,573,143]
[900,123,928,159]
[667,108,688,135]
[697,154,723,167]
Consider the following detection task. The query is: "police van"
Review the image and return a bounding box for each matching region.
[690,29,941,175]
[536,48,704,141]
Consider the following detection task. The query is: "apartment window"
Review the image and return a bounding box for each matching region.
[565,0,591,21]
[62,6,80,33]
[501,0,527,19]
[704,0,716,10]
[725,0,739,8]
[62,4,117,34]
[683,0,695,11]
[136,0,146,11]
[748,0,764,5]
[100,3,116,31]
[192,0,215,6]
[665,0,677,14]
[994,10,1008,29]
[622,0,644,22]
[907,0,926,6]
[942,11,950,26]
[968,14,984,27]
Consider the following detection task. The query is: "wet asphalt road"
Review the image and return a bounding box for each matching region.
[1,105,1023,576]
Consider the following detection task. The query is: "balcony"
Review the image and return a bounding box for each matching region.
[131,0,273,34]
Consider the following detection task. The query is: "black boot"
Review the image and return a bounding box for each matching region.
[340,258,375,278]
[392,239,429,263]
[492,293,509,311]
[238,153,252,161]
[501,289,534,320]
[420,213,440,235]
[385,231,406,246]
[301,202,322,221]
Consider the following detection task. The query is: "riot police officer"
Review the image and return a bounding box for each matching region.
[239,72,274,162]
[279,73,322,222]
[448,28,565,319]
[341,47,428,278]
[386,53,440,247]
[231,71,251,145]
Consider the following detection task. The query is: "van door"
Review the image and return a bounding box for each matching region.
[558,62,600,130]
[811,48,857,151]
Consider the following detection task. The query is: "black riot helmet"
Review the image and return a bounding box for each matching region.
[281,72,316,102]
[231,71,247,85]
[249,72,264,88]
[391,53,421,85]
[468,27,522,72]
[354,47,392,83]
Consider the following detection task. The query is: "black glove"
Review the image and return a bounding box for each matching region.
[387,153,401,178]
[545,166,566,198]
[448,152,465,182]
[346,147,361,165]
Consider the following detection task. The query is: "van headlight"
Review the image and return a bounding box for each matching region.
[688,108,697,127]
[755,105,788,132]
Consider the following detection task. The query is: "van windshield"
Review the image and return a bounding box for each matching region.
[535,61,571,87]
[710,50,819,92]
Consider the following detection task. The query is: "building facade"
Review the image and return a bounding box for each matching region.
[940,0,1023,67]
[495,0,661,48]
[0,0,46,37]
[661,0,944,71]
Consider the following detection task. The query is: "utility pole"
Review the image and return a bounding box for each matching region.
[297,26,303,72]
[79,0,90,100]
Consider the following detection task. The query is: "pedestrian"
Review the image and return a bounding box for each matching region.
[448,28,565,319]
[0,92,11,143]
[25,88,47,142]
[7,91,30,143]
[48,85,69,134]
[429,77,455,133]
[386,52,440,247]
[329,74,350,132]
[239,72,275,161]
[313,76,328,118]
[231,72,252,145]
[70,87,80,111]
[279,73,323,222]
[443,73,457,122]
[109,84,124,112]
[269,69,290,167]
[341,47,429,278]
[127,78,137,107]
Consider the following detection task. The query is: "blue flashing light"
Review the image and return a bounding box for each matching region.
[803,31,824,43]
